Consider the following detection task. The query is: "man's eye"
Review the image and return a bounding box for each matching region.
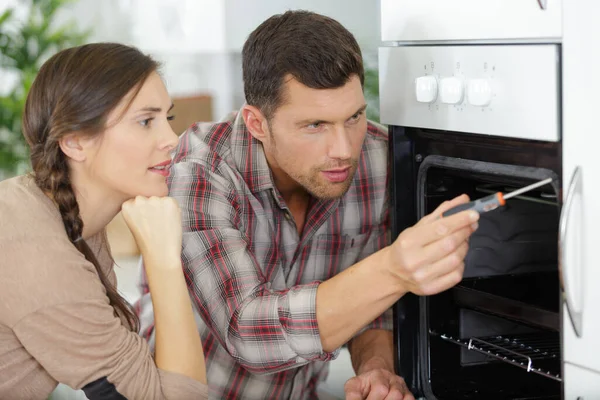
[307,122,321,129]
[350,112,363,121]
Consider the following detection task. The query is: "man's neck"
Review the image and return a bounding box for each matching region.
[284,190,310,236]
[264,151,312,235]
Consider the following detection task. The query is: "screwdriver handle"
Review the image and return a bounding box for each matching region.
[442,193,506,217]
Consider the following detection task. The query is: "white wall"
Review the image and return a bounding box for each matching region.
[55,0,227,52]
[222,0,382,117]
[3,0,381,121]
[223,0,381,52]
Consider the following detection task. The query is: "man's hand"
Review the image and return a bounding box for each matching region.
[344,368,414,400]
[344,356,415,400]
[385,194,479,296]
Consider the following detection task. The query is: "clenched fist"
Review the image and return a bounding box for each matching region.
[121,196,182,271]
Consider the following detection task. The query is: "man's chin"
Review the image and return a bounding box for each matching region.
[309,181,353,200]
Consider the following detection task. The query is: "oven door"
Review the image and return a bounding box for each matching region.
[561,0,600,381]
[388,127,563,399]
[381,0,562,43]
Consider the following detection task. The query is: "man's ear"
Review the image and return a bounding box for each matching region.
[58,133,87,162]
[241,105,270,143]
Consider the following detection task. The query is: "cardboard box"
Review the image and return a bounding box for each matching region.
[170,94,213,135]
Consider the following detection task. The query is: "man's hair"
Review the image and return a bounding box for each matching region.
[242,10,364,120]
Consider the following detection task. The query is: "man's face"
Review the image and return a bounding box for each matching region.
[261,75,367,200]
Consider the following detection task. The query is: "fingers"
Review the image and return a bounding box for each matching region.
[397,390,415,400]
[416,227,472,277]
[383,391,405,400]
[122,196,180,218]
[345,373,390,400]
[400,229,470,295]
[366,374,413,400]
[346,372,415,400]
[345,377,367,400]
[422,209,478,247]
[397,208,478,249]
[120,196,183,264]
[390,196,478,296]
[417,194,470,225]
[365,373,391,400]
[347,392,365,400]
[417,265,466,295]
[384,376,414,400]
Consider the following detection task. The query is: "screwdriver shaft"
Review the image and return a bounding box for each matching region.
[502,177,553,200]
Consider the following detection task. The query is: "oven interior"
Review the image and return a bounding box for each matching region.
[418,160,561,400]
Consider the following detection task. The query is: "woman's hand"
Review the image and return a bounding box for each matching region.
[121,196,182,271]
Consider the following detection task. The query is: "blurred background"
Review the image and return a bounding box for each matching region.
[0,1,382,398]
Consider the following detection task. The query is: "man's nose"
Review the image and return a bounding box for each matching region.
[328,127,352,160]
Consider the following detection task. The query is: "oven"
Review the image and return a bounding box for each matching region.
[378,1,600,399]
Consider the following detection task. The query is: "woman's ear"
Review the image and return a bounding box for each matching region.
[241,105,270,143]
[58,133,87,162]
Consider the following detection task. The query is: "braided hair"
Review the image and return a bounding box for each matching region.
[22,43,160,331]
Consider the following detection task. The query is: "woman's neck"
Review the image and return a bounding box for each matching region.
[69,171,124,240]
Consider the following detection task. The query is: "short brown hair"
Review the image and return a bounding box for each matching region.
[242,10,364,119]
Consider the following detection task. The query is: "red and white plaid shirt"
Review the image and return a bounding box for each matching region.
[136,111,392,399]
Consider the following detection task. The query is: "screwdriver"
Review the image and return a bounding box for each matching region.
[442,177,553,217]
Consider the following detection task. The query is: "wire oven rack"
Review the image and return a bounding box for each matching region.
[431,331,562,382]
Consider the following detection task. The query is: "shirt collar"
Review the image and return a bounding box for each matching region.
[229,110,275,194]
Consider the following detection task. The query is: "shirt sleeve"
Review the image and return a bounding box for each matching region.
[3,238,208,400]
[138,158,337,375]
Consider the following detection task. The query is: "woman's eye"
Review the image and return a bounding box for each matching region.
[167,115,176,121]
[307,122,321,129]
[139,118,153,127]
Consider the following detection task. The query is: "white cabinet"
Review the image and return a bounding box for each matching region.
[380,0,562,42]
[564,363,600,400]
[561,0,600,373]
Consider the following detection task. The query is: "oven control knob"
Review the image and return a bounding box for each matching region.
[415,75,438,103]
[439,76,464,104]
[467,78,493,107]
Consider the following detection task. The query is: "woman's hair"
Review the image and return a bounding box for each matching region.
[22,43,160,331]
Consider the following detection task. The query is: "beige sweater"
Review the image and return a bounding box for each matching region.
[0,175,208,400]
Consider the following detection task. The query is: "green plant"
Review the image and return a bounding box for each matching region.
[363,62,380,123]
[0,0,90,176]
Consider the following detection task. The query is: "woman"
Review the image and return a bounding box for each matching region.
[0,43,207,399]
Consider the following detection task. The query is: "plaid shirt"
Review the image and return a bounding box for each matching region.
[136,111,392,399]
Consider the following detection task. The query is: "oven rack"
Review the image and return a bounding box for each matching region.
[431,331,562,382]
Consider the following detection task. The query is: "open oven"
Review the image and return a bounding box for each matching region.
[378,0,600,397]
[389,126,562,399]
[374,3,588,393]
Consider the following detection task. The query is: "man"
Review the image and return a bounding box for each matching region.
[137,10,478,400]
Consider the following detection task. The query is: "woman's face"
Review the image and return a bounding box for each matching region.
[80,72,178,202]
